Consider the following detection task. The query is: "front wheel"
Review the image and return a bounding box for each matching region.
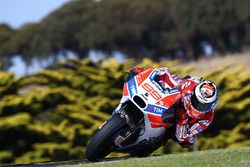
[85,114,126,161]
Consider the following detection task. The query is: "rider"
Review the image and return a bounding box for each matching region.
[128,67,218,148]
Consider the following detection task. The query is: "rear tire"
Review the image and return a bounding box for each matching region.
[86,114,126,161]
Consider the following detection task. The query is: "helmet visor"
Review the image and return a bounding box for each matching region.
[191,94,212,111]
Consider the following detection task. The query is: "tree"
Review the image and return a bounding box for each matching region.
[0,24,15,70]
[1,0,250,70]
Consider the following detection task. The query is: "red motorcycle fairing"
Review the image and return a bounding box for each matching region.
[124,68,181,128]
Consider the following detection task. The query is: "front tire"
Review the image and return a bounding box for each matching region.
[86,114,126,161]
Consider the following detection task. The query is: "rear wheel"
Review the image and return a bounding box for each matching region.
[86,114,126,161]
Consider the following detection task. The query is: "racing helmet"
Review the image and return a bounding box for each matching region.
[184,80,218,118]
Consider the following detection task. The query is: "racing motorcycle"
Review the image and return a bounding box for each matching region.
[86,68,181,161]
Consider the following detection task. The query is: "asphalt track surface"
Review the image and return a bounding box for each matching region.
[2,156,136,167]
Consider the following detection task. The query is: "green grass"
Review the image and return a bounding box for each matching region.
[61,147,250,167]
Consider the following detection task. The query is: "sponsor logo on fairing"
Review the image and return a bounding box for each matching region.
[139,136,161,144]
[168,88,180,94]
[154,107,163,113]
[128,78,137,96]
[145,104,166,114]
[130,85,137,96]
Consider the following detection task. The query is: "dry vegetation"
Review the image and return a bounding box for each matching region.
[0,54,249,164]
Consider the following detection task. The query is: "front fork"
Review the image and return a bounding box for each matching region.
[113,103,144,148]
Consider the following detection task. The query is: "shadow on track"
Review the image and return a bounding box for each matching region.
[2,156,137,167]
[1,154,163,167]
